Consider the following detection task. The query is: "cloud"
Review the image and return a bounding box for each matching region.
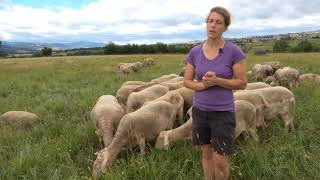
[0,0,319,44]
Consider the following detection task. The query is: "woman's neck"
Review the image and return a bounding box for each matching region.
[205,38,224,49]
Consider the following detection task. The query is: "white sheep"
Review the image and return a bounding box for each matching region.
[155,100,259,150]
[252,64,273,81]
[126,84,169,113]
[0,111,38,127]
[245,82,271,90]
[272,67,299,89]
[91,95,125,147]
[143,91,184,125]
[248,86,295,130]
[299,73,320,84]
[92,100,177,174]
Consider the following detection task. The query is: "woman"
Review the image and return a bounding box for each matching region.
[184,6,247,180]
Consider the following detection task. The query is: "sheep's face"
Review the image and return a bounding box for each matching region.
[93,149,112,174]
[155,131,170,150]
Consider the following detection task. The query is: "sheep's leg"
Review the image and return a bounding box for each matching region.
[248,129,259,142]
[280,113,293,130]
[137,136,146,157]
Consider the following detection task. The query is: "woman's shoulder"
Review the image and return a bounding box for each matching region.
[224,41,243,52]
[189,43,203,53]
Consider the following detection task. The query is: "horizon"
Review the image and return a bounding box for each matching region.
[1,0,320,45]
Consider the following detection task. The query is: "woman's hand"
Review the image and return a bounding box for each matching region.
[202,71,218,88]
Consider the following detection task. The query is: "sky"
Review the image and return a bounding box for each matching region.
[1,0,320,44]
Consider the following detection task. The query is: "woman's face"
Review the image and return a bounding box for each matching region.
[206,12,227,39]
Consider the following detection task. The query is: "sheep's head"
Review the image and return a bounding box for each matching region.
[155,131,170,150]
[92,148,112,177]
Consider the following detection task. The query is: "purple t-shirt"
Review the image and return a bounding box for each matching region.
[186,41,246,112]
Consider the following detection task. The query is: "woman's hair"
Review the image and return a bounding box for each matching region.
[206,6,231,28]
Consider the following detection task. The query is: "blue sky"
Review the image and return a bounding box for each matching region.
[1,0,320,44]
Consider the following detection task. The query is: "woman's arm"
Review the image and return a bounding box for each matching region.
[202,59,247,90]
[184,63,206,91]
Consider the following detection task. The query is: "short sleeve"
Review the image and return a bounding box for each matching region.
[186,48,195,67]
[232,45,246,65]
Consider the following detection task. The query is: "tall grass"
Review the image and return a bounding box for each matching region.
[0,53,319,179]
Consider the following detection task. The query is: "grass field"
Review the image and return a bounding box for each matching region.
[1,53,320,179]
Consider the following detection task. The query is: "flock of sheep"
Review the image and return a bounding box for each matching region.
[117,58,155,74]
[91,60,320,176]
[1,58,320,178]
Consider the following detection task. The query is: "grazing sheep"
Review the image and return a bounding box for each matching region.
[245,82,271,90]
[150,74,180,84]
[234,91,269,128]
[132,62,143,72]
[116,84,144,107]
[117,63,134,74]
[166,76,184,83]
[126,84,169,113]
[144,91,184,125]
[143,58,155,67]
[262,61,281,73]
[93,100,177,174]
[91,95,125,147]
[160,81,185,90]
[121,81,147,86]
[117,62,143,73]
[264,76,276,85]
[155,107,193,150]
[252,64,273,81]
[273,67,299,89]
[299,73,320,84]
[0,111,38,127]
[155,100,259,150]
[171,87,195,112]
[248,86,295,130]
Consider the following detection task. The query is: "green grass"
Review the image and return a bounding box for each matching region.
[0,53,320,179]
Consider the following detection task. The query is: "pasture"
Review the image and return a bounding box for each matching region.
[0,53,320,179]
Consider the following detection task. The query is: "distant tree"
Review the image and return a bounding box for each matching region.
[104,42,118,54]
[291,40,313,52]
[253,48,267,55]
[41,47,52,56]
[273,40,290,52]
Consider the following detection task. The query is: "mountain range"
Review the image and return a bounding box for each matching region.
[0,41,106,54]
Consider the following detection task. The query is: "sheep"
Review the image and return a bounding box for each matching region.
[171,87,195,112]
[0,111,38,127]
[117,63,135,74]
[166,76,184,83]
[116,84,144,107]
[252,64,273,81]
[299,73,320,84]
[160,81,185,90]
[247,86,295,130]
[155,100,259,150]
[262,61,281,74]
[92,100,178,174]
[126,84,169,113]
[150,74,180,84]
[155,107,193,150]
[117,62,143,73]
[121,81,147,86]
[264,76,276,85]
[234,91,269,128]
[245,82,271,90]
[91,95,125,147]
[132,62,143,72]
[143,58,155,67]
[273,67,299,89]
[143,91,184,125]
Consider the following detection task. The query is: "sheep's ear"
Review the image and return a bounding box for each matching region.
[94,151,99,155]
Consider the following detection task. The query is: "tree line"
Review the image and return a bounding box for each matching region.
[273,40,320,52]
